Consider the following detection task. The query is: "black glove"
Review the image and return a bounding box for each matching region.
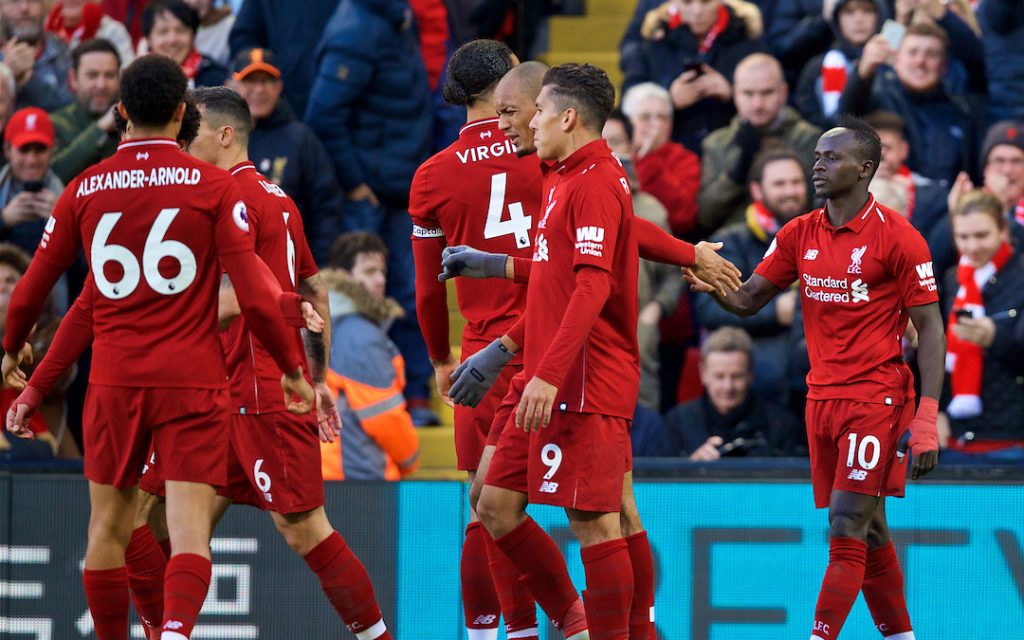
[448,339,515,407]
[728,120,762,185]
[438,245,508,282]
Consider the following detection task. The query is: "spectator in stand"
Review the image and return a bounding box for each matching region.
[44,0,134,69]
[838,21,975,184]
[603,108,685,412]
[621,0,766,155]
[794,0,882,130]
[49,39,120,184]
[929,121,1024,277]
[0,0,73,112]
[695,148,807,398]
[101,0,147,46]
[319,232,420,481]
[894,0,986,101]
[230,48,345,264]
[0,108,62,255]
[940,189,1024,462]
[0,243,71,458]
[142,0,227,88]
[978,0,1024,124]
[229,0,338,120]
[865,110,949,239]
[0,64,15,135]
[650,327,802,459]
[621,82,701,237]
[698,53,821,232]
[306,0,435,424]
[183,0,234,68]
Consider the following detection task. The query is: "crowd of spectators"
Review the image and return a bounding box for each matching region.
[0,0,1020,469]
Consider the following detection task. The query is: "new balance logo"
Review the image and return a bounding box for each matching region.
[539,481,559,494]
[848,469,868,481]
[165,621,184,630]
[474,615,498,625]
[851,279,870,303]
[804,249,819,260]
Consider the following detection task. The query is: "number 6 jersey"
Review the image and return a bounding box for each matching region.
[410,118,543,359]
[9,138,260,388]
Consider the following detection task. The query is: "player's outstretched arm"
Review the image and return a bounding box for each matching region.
[902,302,946,480]
[685,271,781,318]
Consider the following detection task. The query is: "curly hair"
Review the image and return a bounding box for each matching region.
[443,39,516,107]
[120,54,188,129]
[542,63,615,131]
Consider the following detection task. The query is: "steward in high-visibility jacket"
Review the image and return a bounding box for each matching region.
[319,269,420,480]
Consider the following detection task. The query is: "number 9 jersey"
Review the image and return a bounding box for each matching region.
[30,138,253,389]
[409,118,543,359]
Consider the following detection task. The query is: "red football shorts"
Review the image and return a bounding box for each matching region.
[223,411,325,514]
[215,439,263,509]
[806,398,912,508]
[84,385,230,489]
[482,373,528,493]
[454,362,521,470]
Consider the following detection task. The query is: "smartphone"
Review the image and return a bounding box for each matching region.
[681,58,704,77]
[22,181,44,193]
[880,19,906,51]
[955,309,973,321]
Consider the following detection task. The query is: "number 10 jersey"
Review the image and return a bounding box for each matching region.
[34,138,252,389]
[409,118,543,350]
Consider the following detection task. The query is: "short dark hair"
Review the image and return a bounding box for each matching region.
[0,242,30,275]
[192,86,252,142]
[443,39,516,106]
[863,110,906,137]
[179,92,201,146]
[542,63,615,131]
[120,54,188,128]
[606,107,633,141]
[142,0,200,37]
[837,114,882,177]
[71,38,121,72]
[329,232,388,271]
[904,21,949,54]
[749,147,805,184]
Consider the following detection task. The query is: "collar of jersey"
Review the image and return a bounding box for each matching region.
[817,194,878,234]
[459,117,500,137]
[551,138,611,176]
[117,137,178,151]
[230,161,257,175]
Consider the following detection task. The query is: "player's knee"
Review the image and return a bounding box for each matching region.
[475,492,511,538]
[87,516,133,548]
[866,517,890,548]
[273,509,329,556]
[469,480,484,514]
[828,513,870,540]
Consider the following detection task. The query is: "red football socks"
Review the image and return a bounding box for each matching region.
[580,538,633,640]
[303,532,391,639]
[483,529,538,638]
[625,531,655,640]
[83,567,129,640]
[811,537,868,639]
[461,522,501,635]
[161,553,211,639]
[125,526,166,634]
[493,517,585,636]
[862,542,913,637]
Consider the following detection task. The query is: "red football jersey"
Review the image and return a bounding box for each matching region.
[409,118,542,354]
[220,162,318,414]
[755,195,939,404]
[30,138,251,388]
[524,140,639,420]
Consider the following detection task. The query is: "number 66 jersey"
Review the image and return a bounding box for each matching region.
[410,118,543,360]
[16,138,255,388]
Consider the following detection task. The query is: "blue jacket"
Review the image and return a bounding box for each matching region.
[621,5,764,154]
[249,99,345,264]
[305,0,432,206]
[978,0,1024,124]
[228,0,338,120]
[839,65,974,184]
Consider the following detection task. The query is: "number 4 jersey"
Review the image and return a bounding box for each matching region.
[28,138,255,389]
[409,118,543,356]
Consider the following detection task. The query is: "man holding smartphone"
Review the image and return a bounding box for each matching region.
[0,107,63,255]
[0,0,73,111]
